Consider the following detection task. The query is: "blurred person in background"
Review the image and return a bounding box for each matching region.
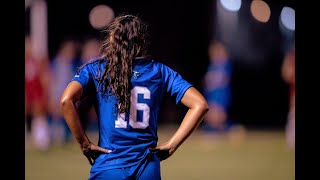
[25,35,50,151]
[202,40,234,134]
[48,38,80,145]
[77,36,101,132]
[80,36,101,64]
[281,45,295,149]
[60,14,208,180]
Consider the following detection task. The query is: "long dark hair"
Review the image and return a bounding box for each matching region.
[98,14,149,113]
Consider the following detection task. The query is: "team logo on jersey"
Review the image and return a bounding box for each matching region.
[132,71,140,79]
[74,75,80,78]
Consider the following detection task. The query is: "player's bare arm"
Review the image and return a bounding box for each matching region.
[60,81,111,165]
[151,87,209,160]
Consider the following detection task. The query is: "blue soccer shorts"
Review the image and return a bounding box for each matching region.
[88,152,161,180]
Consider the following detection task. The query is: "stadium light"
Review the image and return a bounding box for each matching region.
[219,0,242,12]
[280,6,295,31]
[89,4,114,30]
[250,0,271,23]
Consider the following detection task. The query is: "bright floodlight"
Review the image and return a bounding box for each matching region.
[280,6,295,31]
[219,0,241,12]
[89,4,114,30]
[250,0,271,23]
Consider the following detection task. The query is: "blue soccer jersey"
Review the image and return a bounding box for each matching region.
[71,57,192,172]
[204,60,231,109]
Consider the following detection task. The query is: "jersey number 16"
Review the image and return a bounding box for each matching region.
[115,86,150,129]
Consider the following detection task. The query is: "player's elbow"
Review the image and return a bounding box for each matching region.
[194,99,209,114]
[60,95,73,111]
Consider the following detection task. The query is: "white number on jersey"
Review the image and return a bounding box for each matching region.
[115,86,150,129]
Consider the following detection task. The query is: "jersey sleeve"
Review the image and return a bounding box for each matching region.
[71,64,92,91]
[158,63,193,104]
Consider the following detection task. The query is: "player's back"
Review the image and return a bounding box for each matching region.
[73,57,192,171]
[97,58,166,150]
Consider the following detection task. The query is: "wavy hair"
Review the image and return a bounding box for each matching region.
[98,14,149,113]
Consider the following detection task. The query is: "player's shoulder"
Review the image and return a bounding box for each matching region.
[79,56,105,71]
[150,60,174,73]
[145,60,179,79]
[143,59,167,70]
[133,57,158,70]
[86,56,105,67]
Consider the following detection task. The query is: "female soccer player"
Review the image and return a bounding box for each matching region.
[281,45,295,149]
[60,14,209,180]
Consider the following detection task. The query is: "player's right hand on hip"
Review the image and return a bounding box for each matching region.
[81,142,112,166]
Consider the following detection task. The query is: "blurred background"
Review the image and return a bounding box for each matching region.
[25,0,295,179]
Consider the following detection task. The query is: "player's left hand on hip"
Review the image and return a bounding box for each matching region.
[150,142,176,161]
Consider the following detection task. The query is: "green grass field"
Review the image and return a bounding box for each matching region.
[25,126,294,180]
